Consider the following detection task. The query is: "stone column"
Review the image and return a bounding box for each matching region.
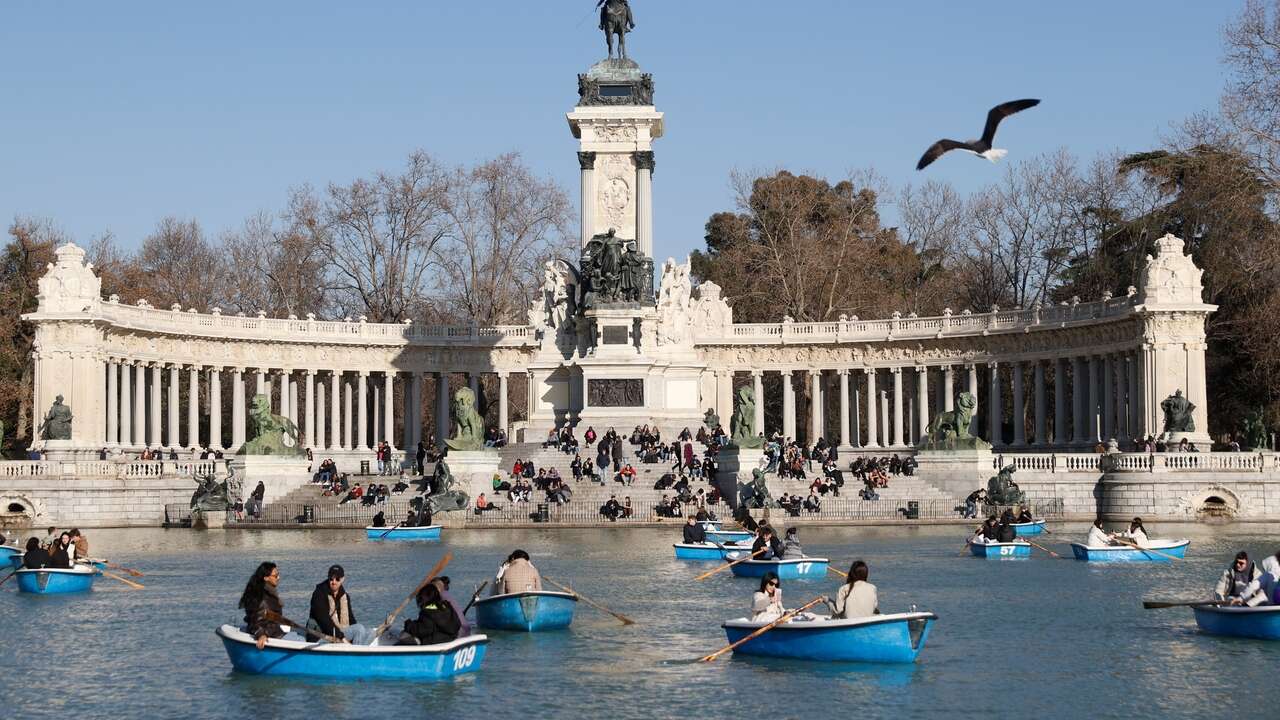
[1053,358,1067,445]
[943,366,954,411]
[119,361,132,447]
[357,372,370,451]
[967,364,979,437]
[288,373,298,428]
[232,369,246,451]
[915,366,929,443]
[383,372,396,450]
[498,372,510,438]
[166,365,180,449]
[344,377,354,450]
[578,152,595,246]
[864,368,879,448]
[838,369,851,449]
[402,374,414,450]
[146,364,160,449]
[1101,355,1114,442]
[184,367,199,451]
[1114,355,1128,442]
[315,379,326,449]
[133,363,146,449]
[716,370,734,428]
[209,368,222,451]
[1072,357,1087,444]
[1087,356,1101,443]
[1033,361,1047,446]
[879,390,890,448]
[255,369,266,399]
[304,371,316,449]
[752,371,765,436]
[1011,362,1025,446]
[891,367,904,448]
[106,361,118,447]
[330,371,341,451]
[373,384,382,443]
[436,372,450,446]
[634,151,655,258]
[809,370,824,441]
[987,362,1001,446]
[1128,353,1142,442]
[413,372,426,447]
[781,371,796,440]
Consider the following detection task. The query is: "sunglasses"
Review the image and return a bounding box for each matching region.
[767,581,779,587]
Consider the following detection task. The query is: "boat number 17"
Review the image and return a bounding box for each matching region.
[453,645,477,671]
[797,563,812,574]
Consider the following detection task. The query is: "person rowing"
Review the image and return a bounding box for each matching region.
[751,572,785,622]
[683,515,707,544]
[751,525,783,560]
[823,560,879,619]
[1115,517,1149,546]
[1015,507,1034,523]
[1215,551,1267,606]
[307,564,374,645]
[1086,518,1111,546]
[493,549,542,594]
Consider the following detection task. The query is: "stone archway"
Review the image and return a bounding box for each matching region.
[0,493,48,531]
[1183,486,1241,519]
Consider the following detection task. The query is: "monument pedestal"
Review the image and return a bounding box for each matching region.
[1160,431,1213,450]
[39,439,91,462]
[914,449,997,499]
[443,450,501,500]
[717,447,765,509]
[229,455,311,505]
[191,509,227,530]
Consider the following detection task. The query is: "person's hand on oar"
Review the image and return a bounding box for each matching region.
[699,596,825,663]
[543,576,636,625]
[369,552,452,643]
[695,547,766,581]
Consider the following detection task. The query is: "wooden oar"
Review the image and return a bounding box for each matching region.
[97,568,145,590]
[699,596,825,663]
[1143,599,1225,610]
[1023,538,1062,559]
[462,580,489,614]
[89,558,145,577]
[826,565,848,578]
[377,521,405,539]
[0,569,15,588]
[369,552,452,643]
[1112,537,1181,561]
[543,575,636,626]
[695,547,766,581]
[262,610,342,643]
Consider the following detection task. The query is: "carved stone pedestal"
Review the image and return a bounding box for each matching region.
[228,456,311,505]
[442,450,501,501]
[717,447,765,509]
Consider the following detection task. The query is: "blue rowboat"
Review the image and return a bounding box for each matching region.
[1,545,22,570]
[1070,538,1190,562]
[365,525,442,541]
[674,543,726,560]
[16,566,97,594]
[707,529,753,544]
[729,557,829,580]
[473,591,577,632]
[1192,605,1280,640]
[698,521,723,532]
[721,611,937,663]
[216,624,488,679]
[969,541,1032,559]
[1011,520,1046,536]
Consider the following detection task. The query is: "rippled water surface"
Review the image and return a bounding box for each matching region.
[1,523,1277,719]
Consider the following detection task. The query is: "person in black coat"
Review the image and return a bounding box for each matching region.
[308,565,373,644]
[21,537,51,569]
[399,583,461,646]
[682,516,706,544]
[751,526,784,560]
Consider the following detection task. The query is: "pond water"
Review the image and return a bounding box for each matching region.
[1,523,1276,719]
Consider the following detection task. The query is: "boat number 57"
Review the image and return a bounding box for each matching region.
[999,546,1014,556]
[452,645,477,671]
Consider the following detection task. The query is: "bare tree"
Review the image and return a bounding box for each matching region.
[1222,0,1280,190]
[895,180,965,313]
[223,212,332,318]
[436,154,574,325]
[134,217,229,311]
[288,151,451,323]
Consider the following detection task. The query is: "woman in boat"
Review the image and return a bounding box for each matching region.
[22,537,51,569]
[1215,551,1267,606]
[398,582,461,646]
[751,572,784,622]
[371,511,386,528]
[824,560,879,619]
[781,527,805,558]
[494,549,542,594]
[48,532,73,568]
[1086,518,1112,547]
[1116,517,1149,546]
[979,516,1000,543]
[238,561,302,650]
[1016,507,1034,523]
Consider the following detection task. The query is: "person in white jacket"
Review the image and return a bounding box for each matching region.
[824,560,879,619]
[751,573,784,622]
[1238,553,1280,606]
[1114,517,1149,546]
[1215,551,1268,606]
[1086,519,1112,547]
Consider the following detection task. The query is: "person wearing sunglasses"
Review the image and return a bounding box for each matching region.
[1215,551,1267,606]
[751,572,785,622]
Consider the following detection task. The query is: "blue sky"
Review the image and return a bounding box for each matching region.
[0,1,1241,263]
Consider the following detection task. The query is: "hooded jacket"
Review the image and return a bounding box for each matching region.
[309,580,356,640]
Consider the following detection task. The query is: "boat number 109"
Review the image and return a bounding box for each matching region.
[452,645,477,671]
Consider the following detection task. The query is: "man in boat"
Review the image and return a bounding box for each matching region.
[308,565,374,645]
[824,560,879,618]
[494,549,542,594]
[682,515,706,544]
[974,516,1000,544]
[1215,551,1268,606]
[371,511,386,528]
[999,507,1016,525]
[1016,507,1034,524]
[995,519,1016,543]
[751,525,783,560]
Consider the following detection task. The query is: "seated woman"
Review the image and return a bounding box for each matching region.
[22,537,51,569]
[751,572,785,622]
[371,511,386,528]
[1115,517,1149,546]
[398,583,461,646]
[239,562,304,649]
[824,560,879,618]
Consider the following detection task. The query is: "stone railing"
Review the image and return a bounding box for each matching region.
[717,296,1138,346]
[0,459,227,479]
[993,452,1269,474]
[94,300,537,348]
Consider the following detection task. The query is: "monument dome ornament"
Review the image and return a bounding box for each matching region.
[1138,233,1206,306]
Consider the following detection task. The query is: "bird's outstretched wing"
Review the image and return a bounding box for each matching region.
[980,99,1040,146]
[916,139,969,171]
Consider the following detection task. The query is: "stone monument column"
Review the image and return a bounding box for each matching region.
[1053,358,1067,445]
[133,363,146,449]
[148,364,162,449]
[864,368,879,448]
[436,372,450,446]
[1087,356,1101,443]
[1072,357,1087,444]
[966,364,979,437]
[357,371,370,451]
[498,372,510,437]
[167,364,180,450]
[578,152,596,243]
[987,362,1000,446]
[1033,361,1047,446]
[120,361,133,447]
[304,370,316,449]
[382,372,396,450]
[943,366,954,412]
[781,371,796,440]
[232,368,246,451]
[344,377,354,451]
[1011,362,1025,447]
[634,151,655,257]
[1102,355,1115,441]
[330,371,342,451]
[752,371,766,437]
[838,369,851,450]
[915,366,929,444]
[106,360,119,447]
[892,367,904,448]
[209,367,222,451]
[809,370,824,441]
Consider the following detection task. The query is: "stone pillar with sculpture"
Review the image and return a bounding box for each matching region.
[717,385,767,509]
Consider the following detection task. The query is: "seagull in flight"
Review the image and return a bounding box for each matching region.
[915,99,1041,171]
